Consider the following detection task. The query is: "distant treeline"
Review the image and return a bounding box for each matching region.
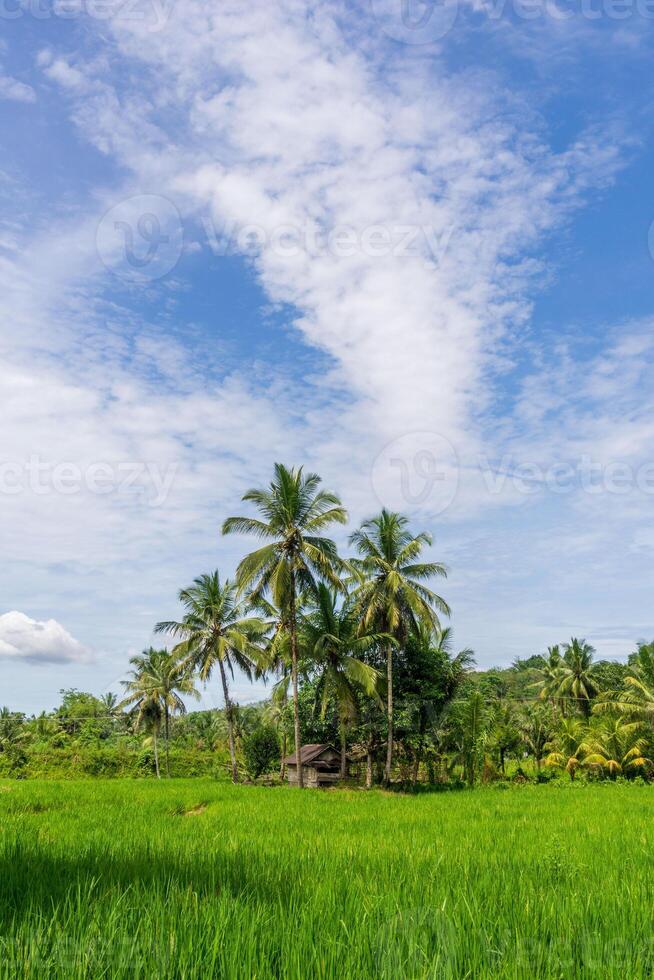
[4,464,653,786]
[2,639,653,783]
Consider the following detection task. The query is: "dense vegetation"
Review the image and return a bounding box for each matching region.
[2,780,654,978]
[3,464,653,787]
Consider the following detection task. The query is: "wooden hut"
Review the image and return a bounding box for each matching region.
[282,744,343,787]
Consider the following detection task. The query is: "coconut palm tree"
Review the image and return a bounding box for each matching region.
[557,639,599,717]
[490,701,521,775]
[583,716,652,778]
[519,704,555,773]
[0,708,27,752]
[595,641,654,722]
[155,572,267,783]
[544,717,588,780]
[451,689,490,787]
[120,648,199,778]
[349,509,449,785]
[300,584,385,778]
[530,646,563,706]
[262,686,291,780]
[222,463,347,788]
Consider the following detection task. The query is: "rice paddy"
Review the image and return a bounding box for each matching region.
[1,779,653,978]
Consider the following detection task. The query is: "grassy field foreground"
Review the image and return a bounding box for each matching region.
[1,781,654,978]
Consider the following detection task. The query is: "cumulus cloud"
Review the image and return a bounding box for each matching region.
[0,612,91,664]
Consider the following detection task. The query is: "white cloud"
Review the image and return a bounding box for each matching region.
[42,58,87,91]
[0,612,91,664]
[0,75,35,104]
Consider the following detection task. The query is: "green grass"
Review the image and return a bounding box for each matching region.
[1,780,653,978]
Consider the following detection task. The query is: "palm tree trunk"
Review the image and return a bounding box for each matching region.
[365,748,373,789]
[153,728,161,779]
[289,574,304,789]
[279,731,287,781]
[339,723,347,780]
[164,706,170,778]
[384,644,393,787]
[218,658,238,784]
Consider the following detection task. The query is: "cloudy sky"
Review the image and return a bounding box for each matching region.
[1,0,654,713]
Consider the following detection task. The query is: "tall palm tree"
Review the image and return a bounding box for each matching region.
[222,463,347,788]
[301,584,384,778]
[349,509,449,785]
[155,572,267,783]
[557,638,598,717]
[255,594,294,781]
[531,645,563,707]
[120,648,199,778]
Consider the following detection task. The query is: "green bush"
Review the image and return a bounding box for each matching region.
[242,726,280,779]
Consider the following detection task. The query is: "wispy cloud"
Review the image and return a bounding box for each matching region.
[0,75,35,104]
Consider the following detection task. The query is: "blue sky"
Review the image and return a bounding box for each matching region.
[1,1,654,713]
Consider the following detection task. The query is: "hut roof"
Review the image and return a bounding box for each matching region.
[282,744,336,766]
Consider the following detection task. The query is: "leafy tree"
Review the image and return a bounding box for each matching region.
[593,661,630,693]
[242,725,280,779]
[223,463,347,788]
[349,509,449,785]
[156,572,267,783]
[490,701,522,775]
[396,625,474,784]
[55,690,108,738]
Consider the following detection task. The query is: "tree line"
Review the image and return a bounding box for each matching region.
[2,463,654,787]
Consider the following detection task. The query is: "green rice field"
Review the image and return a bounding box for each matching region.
[1,780,653,978]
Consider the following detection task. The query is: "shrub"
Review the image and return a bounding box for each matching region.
[242,726,280,780]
